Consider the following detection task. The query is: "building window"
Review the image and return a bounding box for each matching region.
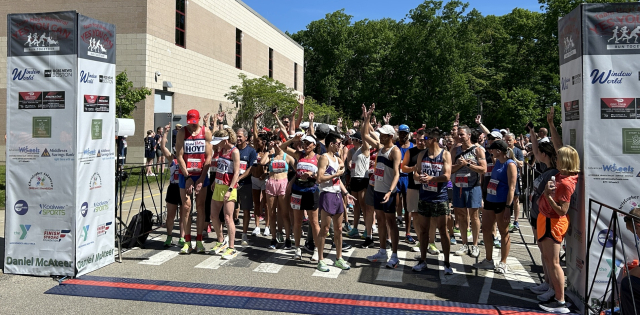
[236,29,242,69]
[268,48,273,78]
[175,0,186,48]
[294,62,298,90]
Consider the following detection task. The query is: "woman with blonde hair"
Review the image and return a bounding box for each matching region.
[537,146,579,314]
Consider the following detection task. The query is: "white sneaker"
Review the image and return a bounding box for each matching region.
[527,282,550,294]
[411,245,421,252]
[495,261,509,274]
[386,254,399,269]
[311,248,319,261]
[263,227,271,237]
[473,259,495,270]
[367,250,388,262]
[444,265,454,275]
[469,245,480,258]
[412,260,427,272]
[251,227,261,236]
[454,244,469,256]
[537,287,556,302]
[241,233,248,246]
[372,225,379,235]
[427,243,440,255]
[294,247,302,260]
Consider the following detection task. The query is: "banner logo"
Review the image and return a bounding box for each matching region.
[39,203,66,216]
[87,37,108,59]
[81,202,89,217]
[602,163,634,174]
[14,200,28,215]
[572,74,582,85]
[23,32,60,52]
[94,200,109,212]
[80,225,90,242]
[44,68,72,78]
[563,36,576,58]
[598,229,617,248]
[601,98,636,119]
[561,77,570,91]
[607,25,640,50]
[28,172,53,190]
[41,148,50,157]
[12,68,40,81]
[90,172,102,190]
[97,222,112,236]
[17,224,31,240]
[590,69,631,84]
[99,75,113,84]
[43,229,71,242]
[79,70,97,84]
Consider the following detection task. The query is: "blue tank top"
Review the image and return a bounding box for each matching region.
[268,153,288,173]
[419,149,448,203]
[396,141,414,175]
[486,158,515,203]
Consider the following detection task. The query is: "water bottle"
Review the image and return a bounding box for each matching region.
[347,199,354,211]
[550,176,556,198]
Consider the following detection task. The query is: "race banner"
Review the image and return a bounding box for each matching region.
[5,11,77,276]
[75,14,116,277]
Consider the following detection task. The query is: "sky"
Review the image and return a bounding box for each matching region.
[241,0,543,34]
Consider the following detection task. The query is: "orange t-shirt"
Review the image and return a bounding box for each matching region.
[538,174,578,218]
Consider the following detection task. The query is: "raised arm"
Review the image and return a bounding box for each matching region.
[295,95,304,129]
[547,107,563,151]
[280,133,302,157]
[159,124,173,159]
[252,112,263,141]
[475,115,491,135]
[307,112,315,136]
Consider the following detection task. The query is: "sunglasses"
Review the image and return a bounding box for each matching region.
[422,136,430,140]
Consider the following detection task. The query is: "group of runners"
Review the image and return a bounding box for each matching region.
[154,99,578,313]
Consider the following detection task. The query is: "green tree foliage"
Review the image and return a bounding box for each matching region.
[116,70,152,118]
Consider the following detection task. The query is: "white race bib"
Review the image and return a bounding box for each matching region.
[487,179,499,196]
[290,194,302,210]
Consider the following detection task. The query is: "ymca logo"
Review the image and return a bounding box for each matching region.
[80,225,90,242]
[15,224,31,240]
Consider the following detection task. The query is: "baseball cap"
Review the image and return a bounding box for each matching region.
[187,109,200,125]
[489,131,503,140]
[175,124,182,128]
[351,132,362,141]
[398,124,410,133]
[378,125,396,136]
[499,129,508,134]
[316,124,331,134]
[488,140,508,152]
[210,136,229,145]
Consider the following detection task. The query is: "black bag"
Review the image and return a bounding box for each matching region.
[122,209,153,248]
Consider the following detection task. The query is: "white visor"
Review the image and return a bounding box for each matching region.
[210,136,229,145]
[302,135,316,145]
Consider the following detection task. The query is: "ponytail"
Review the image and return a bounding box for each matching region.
[506,147,515,161]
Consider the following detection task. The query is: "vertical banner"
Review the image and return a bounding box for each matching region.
[75,15,116,276]
[5,11,77,276]
[558,6,587,313]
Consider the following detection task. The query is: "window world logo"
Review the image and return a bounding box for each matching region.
[561,77,570,91]
[590,69,632,84]
[602,163,634,174]
[79,70,97,83]
[12,68,40,80]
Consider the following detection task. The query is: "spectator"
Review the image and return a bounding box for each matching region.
[145,130,156,176]
[155,126,165,175]
[172,123,182,150]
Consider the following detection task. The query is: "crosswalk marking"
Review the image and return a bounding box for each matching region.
[253,249,292,273]
[504,256,536,290]
[312,248,356,279]
[375,251,406,282]
[195,245,245,270]
[139,248,180,266]
[437,254,470,287]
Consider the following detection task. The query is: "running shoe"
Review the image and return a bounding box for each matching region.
[495,261,509,274]
[178,237,186,247]
[537,287,556,302]
[276,232,284,243]
[405,234,417,244]
[163,236,172,248]
[343,222,352,233]
[251,227,261,236]
[494,237,501,249]
[211,240,228,255]
[284,239,292,250]
[411,245,421,252]
[386,254,399,269]
[513,221,520,230]
[328,227,334,237]
[372,225,378,235]
[527,282,550,295]
[479,239,484,246]
[453,227,461,237]
[450,236,457,245]
[348,228,360,238]
[221,247,238,260]
[454,244,469,256]
[316,260,329,272]
[179,242,192,255]
[335,258,351,270]
[412,260,427,272]
[470,245,480,258]
[508,223,517,233]
[367,250,388,262]
[264,227,271,237]
[342,242,353,251]
[207,223,212,234]
[234,218,240,226]
[361,230,368,239]
[538,299,570,314]
[241,234,249,246]
[294,247,302,260]
[473,259,495,270]
[195,241,206,254]
[268,239,277,250]
[444,264,454,275]
[302,217,309,225]
[311,248,319,262]
[303,241,315,253]
[428,243,440,255]
[360,238,374,249]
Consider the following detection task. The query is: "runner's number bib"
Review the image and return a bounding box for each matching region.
[487,179,499,196]
[291,194,302,210]
[455,173,470,188]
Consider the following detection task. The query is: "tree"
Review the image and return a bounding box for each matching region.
[116,70,152,118]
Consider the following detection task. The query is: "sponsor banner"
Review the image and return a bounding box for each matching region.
[584,3,640,56]
[559,5,583,65]
[75,14,116,277]
[7,11,76,57]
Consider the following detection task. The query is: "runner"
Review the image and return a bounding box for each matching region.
[360,104,379,249]
[345,131,368,238]
[395,124,416,244]
[260,132,296,250]
[209,128,241,260]
[280,133,321,261]
[235,127,259,243]
[504,133,524,232]
[316,131,356,271]
[174,109,213,254]
[401,129,428,252]
[450,125,486,258]
[249,112,270,245]
[159,124,182,248]
[412,128,453,274]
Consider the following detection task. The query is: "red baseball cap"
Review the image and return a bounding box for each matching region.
[187,109,200,125]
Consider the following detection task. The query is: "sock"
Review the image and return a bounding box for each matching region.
[242,233,247,237]
[556,298,565,304]
[366,236,372,241]
[380,248,387,254]
[184,235,191,242]
[196,234,203,242]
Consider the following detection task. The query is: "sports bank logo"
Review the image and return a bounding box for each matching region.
[97,222,112,236]
[590,69,632,84]
[598,229,617,248]
[90,172,102,190]
[14,200,29,215]
[28,172,53,190]
[80,202,89,217]
[43,229,71,242]
[16,224,31,240]
[12,68,40,80]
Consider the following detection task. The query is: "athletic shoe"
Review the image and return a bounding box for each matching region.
[453,227,461,237]
[508,223,517,233]
[211,240,228,255]
[537,288,556,302]
[264,227,271,237]
[473,259,495,270]
[386,254,399,269]
[294,248,302,260]
[428,243,440,255]
[335,258,351,270]
[405,234,417,244]
[454,244,469,256]
[311,248,319,262]
[539,299,570,314]
[495,261,509,274]
[268,239,277,250]
[316,260,329,272]
[411,245,421,252]
[372,225,379,235]
[275,232,283,243]
[207,223,212,234]
[179,242,192,254]
[163,236,172,248]
[450,236,457,245]
[514,221,520,230]
[251,227,261,236]
[360,238,374,249]
[396,216,404,227]
[469,245,480,258]
[195,241,206,254]
[221,247,238,260]
[342,242,352,251]
[178,237,186,247]
[444,265,454,275]
[284,239,292,250]
[241,234,249,246]
[361,230,368,239]
[467,230,473,241]
[234,218,240,226]
[527,282,550,295]
[494,237,501,249]
[302,217,309,225]
[303,241,315,253]
[367,250,388,262]
[348,228,360,238]
[412,260,427,272]
[479,239,484,246]
[343,222,352,233]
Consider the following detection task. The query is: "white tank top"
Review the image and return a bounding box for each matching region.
[319,154,342,193]
[350,147,370,178]
[374,147,397,193]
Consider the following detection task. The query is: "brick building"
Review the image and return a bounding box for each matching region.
[0,0,304,162]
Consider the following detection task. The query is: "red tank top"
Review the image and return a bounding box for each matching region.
[296,154,319,179]
[368,149,378,186]
[183,126,206,176]
[215,147,238,188]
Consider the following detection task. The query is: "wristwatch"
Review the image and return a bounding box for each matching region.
[227,187,233,192]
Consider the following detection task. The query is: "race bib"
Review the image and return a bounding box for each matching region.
[239,161,248,175]
[350,161,356,171]
[375,164,385,181]
[486,163,494,177]
[271,160,287,173]
[487,179,499,196]
[291,194,302,210]
[187,158,203,173]
[423,181,438,192]
[217,158,231,174]
[455,173,470,187]
[369,174,375,186]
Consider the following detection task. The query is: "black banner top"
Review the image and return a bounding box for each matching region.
[558,5,583,65]
[7,11,77,57]
[77,15,116,64]
[584,3,640,56]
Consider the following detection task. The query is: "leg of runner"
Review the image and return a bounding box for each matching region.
[333,210,350,271]
[221,197,238,259]
[414,214,430,271]
[496,210,511,270]
[194,184,208,253]
[308,208,320,261]
[481,209,496,263]
[453,207,469,256]
[266,193,277,248]
[469,207,481,248]
[428,217,438,253]
[164,203,178,247]
[210,198,227,254]
[437,213,451,272]
[179,188,193,254]
[278,194,292,249]
[351,191,362,233]
[317,211,331,262]
[385,211,400,266]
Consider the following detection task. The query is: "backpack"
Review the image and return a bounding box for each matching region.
[121,209,153,248]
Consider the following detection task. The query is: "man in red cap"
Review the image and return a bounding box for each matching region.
[175,109,213,254]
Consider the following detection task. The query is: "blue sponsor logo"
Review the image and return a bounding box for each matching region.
[590,69,631,84]
[602,163,634,174]
[80,225,90,242]
[598,229,617,248]
[80,202,89,217]
[14,200,28,215]
[561,77,570,90]
[79,70,97,84]
[12,68,40,80]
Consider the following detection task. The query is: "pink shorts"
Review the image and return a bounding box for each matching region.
[266,178,288,196]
